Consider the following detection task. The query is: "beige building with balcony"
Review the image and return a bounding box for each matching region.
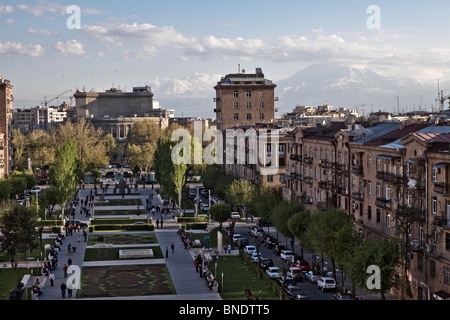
[0,75,13,178]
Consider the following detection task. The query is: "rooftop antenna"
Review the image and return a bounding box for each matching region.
[238,64,241,73]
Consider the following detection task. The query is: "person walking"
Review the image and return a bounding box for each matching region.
[49,272,55,286]
[171,242,175,253]
[165,247,169,258]
[63,264,68,278]
[160,218,164,228]
[60,282,67,298]
[156,219,159,228]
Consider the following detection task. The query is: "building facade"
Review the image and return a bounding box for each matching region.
[0,75,13,178]
[283,120,450,300]
[214,68,277,131]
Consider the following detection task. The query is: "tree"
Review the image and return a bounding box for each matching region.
[303,207,351,281]
[249,186,282,231]
[348,237,400,300]
[12,129,27,171]
[226,179,255,216]
[287,210,311,259]
[209,203,231,229]
[50,138,79,217]
[0,204,38,268]
[271,200,303,251]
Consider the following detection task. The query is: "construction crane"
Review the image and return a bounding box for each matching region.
[42,89,73,107]
[440,90,450,111]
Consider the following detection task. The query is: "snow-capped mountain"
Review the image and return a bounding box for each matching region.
[275,63,441,115]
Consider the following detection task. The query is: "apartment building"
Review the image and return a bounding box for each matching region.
[284,120,450,299]
[214,68,277,131]
[0,75,14,178]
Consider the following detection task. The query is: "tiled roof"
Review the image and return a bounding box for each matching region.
[366,123,432,146]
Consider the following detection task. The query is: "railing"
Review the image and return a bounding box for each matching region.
[352,191,364,201]
[434,183,450,195]
[351,166,364,176]
[375,197,391,209]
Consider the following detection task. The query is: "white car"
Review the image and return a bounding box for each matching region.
[317,277,336,291]
[231,212,240,219]
[305,270,322,283]
[250,252,262,263]
[280,250,294,261]
[30,186,42,193]
[232,234,242,243]
[265,267,281,279]
[286,267,303,281]
[250,227,265,237]
[244,245,256,255]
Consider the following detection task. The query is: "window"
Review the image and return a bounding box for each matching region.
[368,206,372,220]
[259,113,265,120]
[367,155,371,169]
[246,113,252,120]
[259,102,264,109]
[376,183,381,197]
[233,102,239,109]
[376,209,381,223]
[233,91,239,98]
[445,266,450,285]
[259,92,264,98]
[432,197,437,214]
[386,213,391,228]
[246,91,251,98]
[368,181,372,195]
[376,158,381,171]
[433,167,438,182]
[233,114,239,120]
[246,102,252,109]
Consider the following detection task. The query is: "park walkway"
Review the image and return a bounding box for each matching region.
[35,185,221,300]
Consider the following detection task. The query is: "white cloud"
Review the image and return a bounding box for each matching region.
[0,41,45,57]
[28,28,59,36]
[0,5,14,15]
[54,40,86,56]
[17,2,105,18]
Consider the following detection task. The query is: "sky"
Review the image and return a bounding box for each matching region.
[2,0,450,117]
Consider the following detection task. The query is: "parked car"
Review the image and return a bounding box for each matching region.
[333,292,354,300]
[284,285,309,300]
[237,238,250,249]
[286,267,303,282]
[244,245,257,255]
[265,266,281,279]
[280,250,294,262]
[30,186,42,193]
[273,244,286,256]
[295,291,311,300]
[295,260,311,273]
[250,252,262,263]
[317,277,337,292]
[259,257,274,270]
[231,212,240,219]
[305,270,322,283]
[250,227,265,237]
[232,234,242,243]
[263,236,278,249]
[277,276,296,288]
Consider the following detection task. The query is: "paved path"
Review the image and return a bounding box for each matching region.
[32,185,221,300]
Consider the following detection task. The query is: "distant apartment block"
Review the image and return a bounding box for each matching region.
[0,75,13,178]
[12,103,69,133]
[214,68,277,131]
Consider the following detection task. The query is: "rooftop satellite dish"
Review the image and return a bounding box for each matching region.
[242,69,245,73]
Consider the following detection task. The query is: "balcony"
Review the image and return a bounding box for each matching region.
[303,176,313,184]
[290,154,301,162]
[351,191,364,201]
[303,156,313,164]
[376,171,406,185]
[433,216,450,230]
[375,197,391,209]
[335,163,349,172]
[319,160,330,168]
[434,183,450,195]
[351,166,364,176]
[319,180,331,190]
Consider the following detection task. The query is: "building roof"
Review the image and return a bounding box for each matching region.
[351,121,401,145]
[365,123,432,147]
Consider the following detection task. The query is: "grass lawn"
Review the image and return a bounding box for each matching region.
[87,233,157,246]
[95,199,143,206]
[0,267,40,300]
[84,246,163,261]
[213,256,279,300]
[77,264,176,298]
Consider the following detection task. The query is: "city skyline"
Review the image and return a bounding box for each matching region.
[2,0,450,117]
